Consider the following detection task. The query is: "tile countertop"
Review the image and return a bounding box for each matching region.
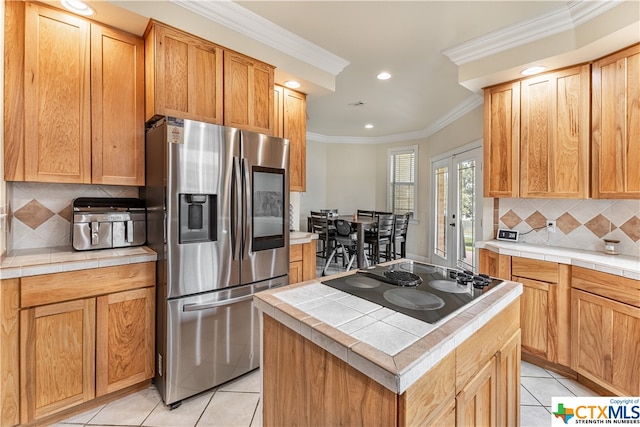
[0,246,157,280]
[477,240,640,280]
[253,265,523,394]
[290,231,318,245]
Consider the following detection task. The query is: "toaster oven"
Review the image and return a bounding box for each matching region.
[71,197,146,251]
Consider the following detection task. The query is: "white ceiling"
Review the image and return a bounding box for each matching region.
[237,1,567,139]
[84,1,639,141]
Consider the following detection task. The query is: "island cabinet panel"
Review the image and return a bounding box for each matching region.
[20,299,96,422]
[483,81,520,197]
[456,356,497,427]
[262,315,397,427]
[23,2,91,183]
[497,330,521,427]
[399,352,455,426]
[519,65,590,198]
[144,21,224,124]
[592,43,640,198]
[224,51,274,135]
[571,266,640,397]
[91,25,145,186]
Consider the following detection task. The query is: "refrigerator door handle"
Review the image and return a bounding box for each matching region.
[242,158,251,260]
[182,294,253,312]
[231,156,242,261]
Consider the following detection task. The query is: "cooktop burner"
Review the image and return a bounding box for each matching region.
[383,288,445,310]
[321,260,503,324]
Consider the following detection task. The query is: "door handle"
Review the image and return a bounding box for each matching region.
[183,293,253,312]
[449,222,456,227]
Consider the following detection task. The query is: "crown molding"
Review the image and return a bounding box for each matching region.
[170,0,349,76]
[442,0,623,65]
[308,94,483,144]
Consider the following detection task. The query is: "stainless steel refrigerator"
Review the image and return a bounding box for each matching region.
[143,117,289,407]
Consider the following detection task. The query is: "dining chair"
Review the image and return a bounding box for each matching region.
[323,219,367,274]
[392,212,411,259]
[309,211,336,266]
[364,213,394,264]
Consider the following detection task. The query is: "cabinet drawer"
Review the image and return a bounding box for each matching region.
[511,257,558,283]
[572,266,640,308]
[21,262,156,308]
[290,244,303,262]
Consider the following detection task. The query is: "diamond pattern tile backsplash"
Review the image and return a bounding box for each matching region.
[6,182,139,251]
[497,198,640,257]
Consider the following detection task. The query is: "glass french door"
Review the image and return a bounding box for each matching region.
[432,147,483,270]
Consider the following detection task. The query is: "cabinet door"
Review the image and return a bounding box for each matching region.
[91,24,145,185]
[24,3,91,183]
[224,51,274,134]
[289,261,303,285]
[20,299,95,422]
[515,277,553,360]
[478,249,511,280]
[592,43,640,198]
[571,289,640,396]
[520,65,590,198]
[284,88,307,192]
[456,356,497,427]
[483,82,520,197]
[274,85,284,138]
[497,330,521,427]
[96,287,155,397]
[145,23,223,124]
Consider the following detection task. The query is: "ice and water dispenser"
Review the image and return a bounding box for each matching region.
[179,194,217,243]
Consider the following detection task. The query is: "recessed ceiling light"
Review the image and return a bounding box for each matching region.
[61,0,94,15]
[521,66,546,76]
[365,124,374,129]
[377,72,391,80]
[284,80,301,89]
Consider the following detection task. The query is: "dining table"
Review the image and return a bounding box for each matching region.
[331,214,377,269]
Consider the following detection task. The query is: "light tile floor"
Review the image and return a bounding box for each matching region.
[54,360,599,427]
[54,258,599,427]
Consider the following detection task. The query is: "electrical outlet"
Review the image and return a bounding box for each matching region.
[547,220,557,233]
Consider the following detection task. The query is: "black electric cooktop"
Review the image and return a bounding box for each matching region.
[321,260,503,324]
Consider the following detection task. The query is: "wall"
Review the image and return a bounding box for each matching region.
[497,198,640,257]
[297,139,328,231]
[6,182,138,251]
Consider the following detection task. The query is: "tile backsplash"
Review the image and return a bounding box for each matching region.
[497,198,640,257]
[6,182,139,251]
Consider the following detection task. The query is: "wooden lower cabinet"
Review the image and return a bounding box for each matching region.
[96,287,155,397]
[571,288,640,396]
[456,356,497,426]
[6,263,156,425]
[20,299,96,421]
[262,298,520,426]
[289,241,317,284]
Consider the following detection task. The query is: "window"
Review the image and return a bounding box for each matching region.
[387,146,417,216]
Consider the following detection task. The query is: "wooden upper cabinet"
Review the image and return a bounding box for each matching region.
[224,50,274,134]
[144,21,224,124]
[520,65,590,198]
[483,82,520,197]
[275,85,307,191]
[283,88,307,192]
[23,3,91,183]
[91,25,145,185]
[591,43,640,198]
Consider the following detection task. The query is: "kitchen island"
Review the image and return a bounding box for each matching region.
[253,261,523,426]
